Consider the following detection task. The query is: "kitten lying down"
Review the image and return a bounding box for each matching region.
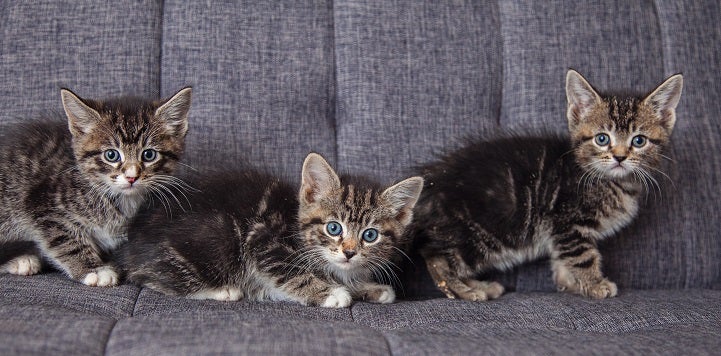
[117,153,423,308]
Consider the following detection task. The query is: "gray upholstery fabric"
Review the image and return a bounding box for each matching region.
[106,317,390,356]
[160,1,336,179]
[1,0,720,354]
[0,305,115,356]
[0,1,162,122]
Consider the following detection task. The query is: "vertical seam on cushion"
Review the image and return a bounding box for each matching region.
[381,331,394,356]
[651,0,689,289]
[651,0,667,76]
[496,0,518,289]
[158,0,165,97]
[102,319,119,356]
[330,0,339,165]
[131,287,142,316]
[495,0,505,128]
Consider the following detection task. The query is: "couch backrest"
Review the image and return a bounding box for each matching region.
[1,0,719,295]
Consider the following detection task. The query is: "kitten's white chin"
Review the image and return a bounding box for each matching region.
[114,183,144,196]
[604,165,633,179]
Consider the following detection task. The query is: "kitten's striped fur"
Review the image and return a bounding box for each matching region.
[117,153,423,307]
[0,88,191,286]
[415,70,682,300]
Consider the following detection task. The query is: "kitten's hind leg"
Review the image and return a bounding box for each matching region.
[551,231,617,299]
[424,255,504,301]
[3,254,42,276]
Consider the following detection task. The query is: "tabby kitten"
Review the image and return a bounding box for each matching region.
[117,153,423,307]
[0,87,192,286]
[416,70,682,300]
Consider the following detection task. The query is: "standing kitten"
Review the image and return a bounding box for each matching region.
[118,153,423,307]
[0,87,192,286]
[416,70,682,300]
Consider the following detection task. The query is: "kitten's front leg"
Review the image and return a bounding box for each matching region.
[42,230,118,287]
[551,231,617,299]
[0,241,42,276]
[351,282,396,304]
[423,254,504,301]
[275,273,351,308]
[3,255,42,276]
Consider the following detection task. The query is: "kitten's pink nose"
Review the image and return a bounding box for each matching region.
[126,177,137,184]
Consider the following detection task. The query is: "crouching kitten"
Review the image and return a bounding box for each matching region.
[117,153,423,307]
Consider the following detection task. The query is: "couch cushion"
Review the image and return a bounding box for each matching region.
[0,0,162,123]
[0,274,139,318]
[160,1,337,179]
[105,315,390,356]
[0,305,116,356]
[334,0,503,185]
[352,289,721,354]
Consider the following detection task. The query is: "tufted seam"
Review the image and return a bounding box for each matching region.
[101,319,119,356]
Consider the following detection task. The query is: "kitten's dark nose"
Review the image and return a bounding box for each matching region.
[613,155,627,162]
[343,250,356,260]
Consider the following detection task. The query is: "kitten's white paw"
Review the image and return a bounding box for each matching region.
[3,255,41,276]
[321,287,352,308]
[82,267,118,287]
[374,285,396,304]
[190,286,244,301]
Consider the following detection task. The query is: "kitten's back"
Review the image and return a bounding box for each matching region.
[420,135,572,226]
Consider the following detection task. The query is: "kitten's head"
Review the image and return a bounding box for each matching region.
[297,153,424,281]
[61,87,192,197]
[566,70,683,180]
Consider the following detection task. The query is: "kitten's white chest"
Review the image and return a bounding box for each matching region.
[596,188,639,239]
[92,225,127,252]
[116,194,145,217]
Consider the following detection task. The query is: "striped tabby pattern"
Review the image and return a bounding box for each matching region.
[118,153,423,307]
[415,70,683,300]
[0,88,191,286]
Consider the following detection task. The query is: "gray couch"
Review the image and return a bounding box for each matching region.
[1,1,720,354]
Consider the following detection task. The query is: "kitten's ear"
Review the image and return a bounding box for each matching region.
[642,74,683,132]
[155,87,192,137]
[300,153,341,205]
[565,69,602,126]
[61,89,102,136]
[381,176,424,226]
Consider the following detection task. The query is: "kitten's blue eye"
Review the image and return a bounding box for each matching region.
[362,228,379,243]
[594,133,610,146]
[103,149,121,162]
[632,135,647,148]
[326,221,342,236]
[142,149,158,162]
